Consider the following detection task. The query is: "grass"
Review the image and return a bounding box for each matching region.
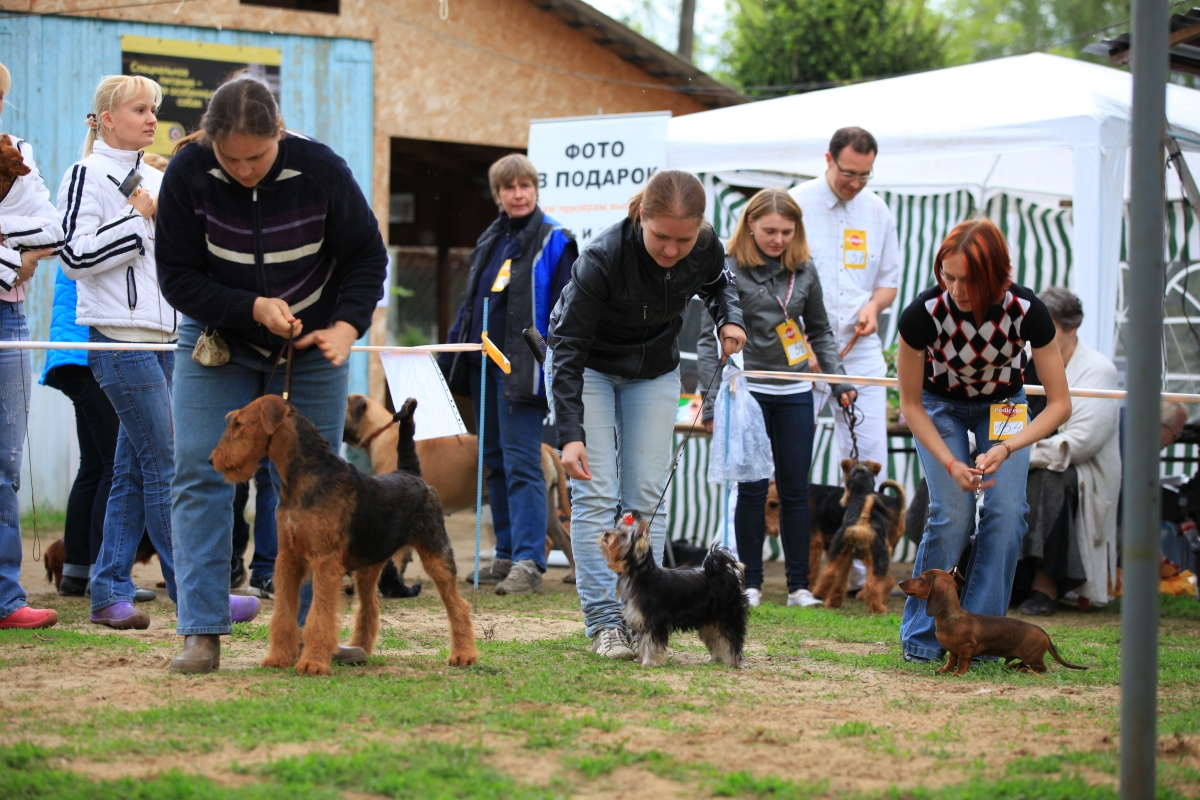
[20,506,66,532]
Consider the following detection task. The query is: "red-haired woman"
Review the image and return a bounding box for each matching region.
[896,218,1070,664]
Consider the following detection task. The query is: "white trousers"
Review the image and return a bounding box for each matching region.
[811,382,889,488]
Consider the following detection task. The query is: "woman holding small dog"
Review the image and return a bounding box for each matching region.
[547,169,746,659]
[156,75,387,673]
[697,188,856,609]
[896,218,1070,664]
[0,61,65,630]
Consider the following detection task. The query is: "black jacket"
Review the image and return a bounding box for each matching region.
[441,207,576,407]
[547,217,743,447]
[156,134,386,354]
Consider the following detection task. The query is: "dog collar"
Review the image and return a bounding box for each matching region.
[361,420,397,448]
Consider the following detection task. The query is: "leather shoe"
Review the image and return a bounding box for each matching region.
[169,634,220,674]
[297,642,369,665]
[1017,590,1058,616]
[133,588,156,603]
[57,576,88,597]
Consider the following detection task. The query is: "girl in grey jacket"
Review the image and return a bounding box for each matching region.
[698,188,855,609]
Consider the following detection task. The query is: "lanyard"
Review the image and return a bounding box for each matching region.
[772,272,795,319]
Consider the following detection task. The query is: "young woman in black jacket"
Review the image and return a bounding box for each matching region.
[547,170,746,659]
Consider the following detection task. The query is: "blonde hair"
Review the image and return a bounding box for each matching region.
[83,75,163,157]
[488,154,539,207]
[726,188,810,271]
[627,169,706,222]
[0,62,10,95]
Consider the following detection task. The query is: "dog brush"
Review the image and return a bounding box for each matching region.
[523,326,548,366]
[117,167,143,198]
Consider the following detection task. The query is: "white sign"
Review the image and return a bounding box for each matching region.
[380,353,468,440]
[528,111,670,248]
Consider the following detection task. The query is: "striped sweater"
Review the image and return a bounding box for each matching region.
[155,133,387,354]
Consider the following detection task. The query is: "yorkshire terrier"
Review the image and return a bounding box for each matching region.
[599,511,748,669]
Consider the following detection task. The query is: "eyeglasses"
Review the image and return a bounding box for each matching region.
[832,156,873,184]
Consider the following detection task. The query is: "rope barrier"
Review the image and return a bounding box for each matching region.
[0,341,485,353]
[739,370,1200,404]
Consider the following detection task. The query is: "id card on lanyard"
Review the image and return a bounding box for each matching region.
[772,272,811,366]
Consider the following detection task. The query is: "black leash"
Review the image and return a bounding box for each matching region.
[267,323,296,400]
[840,396,865,462]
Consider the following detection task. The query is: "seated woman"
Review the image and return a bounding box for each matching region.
[1013,288,1120,615]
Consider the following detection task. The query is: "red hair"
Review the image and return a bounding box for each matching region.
[933,218,1012,322]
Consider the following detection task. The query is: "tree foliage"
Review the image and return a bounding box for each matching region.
[723,0,948,96]
[939,0,1131,65]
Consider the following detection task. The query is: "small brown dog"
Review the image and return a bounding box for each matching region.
[0,134,31,203]
[213,395,477,675]
[899,569,1087,675]
[43,534,158,591]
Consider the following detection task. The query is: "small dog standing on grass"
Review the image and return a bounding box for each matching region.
[599,511,748,669]
[211,395,477,676]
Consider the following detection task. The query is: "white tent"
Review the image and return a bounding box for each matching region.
[668,53,1200,357]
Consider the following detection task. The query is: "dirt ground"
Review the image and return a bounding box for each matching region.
[8,511,1200,797]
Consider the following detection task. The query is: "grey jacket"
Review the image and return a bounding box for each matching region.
[698,254,853,421]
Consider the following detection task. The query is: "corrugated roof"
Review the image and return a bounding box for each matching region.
[532,0,745,107]
[1083,6,1200,77]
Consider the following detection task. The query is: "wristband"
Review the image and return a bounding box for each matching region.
[946,460,957,475]
[1000,442,1012,457]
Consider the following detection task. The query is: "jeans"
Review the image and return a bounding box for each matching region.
[736,391,815,592]
[549,354,679,638]
[470,363,548,568]
[901,390,1032,661]
[0,302,31,619]
[171,319,348,636]
[88,329,177,611]
[50,365,120,577]
[232,461,278,584]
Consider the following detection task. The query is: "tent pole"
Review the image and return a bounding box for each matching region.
[1122,1,1168,798]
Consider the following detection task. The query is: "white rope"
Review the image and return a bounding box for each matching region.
[739,369,1200,404]
[0,341,483,353]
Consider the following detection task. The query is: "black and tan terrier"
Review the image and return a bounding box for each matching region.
[599,511,748,669]
[812,460,907,613]
[211,395,477,676]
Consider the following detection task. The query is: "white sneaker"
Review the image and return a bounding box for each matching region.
[788,588,823,608]
[744,588,762,608]
[848,559,867,591]
[591,628,635,660]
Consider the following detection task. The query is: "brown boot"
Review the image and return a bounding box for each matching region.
[169,634,220,674]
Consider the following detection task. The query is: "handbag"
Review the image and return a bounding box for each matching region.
[191,326,230,367]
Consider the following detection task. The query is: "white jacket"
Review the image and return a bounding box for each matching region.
[0,136,64,289]
[57,140,178,334]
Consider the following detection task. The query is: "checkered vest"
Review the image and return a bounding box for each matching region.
[924,289,1032,398]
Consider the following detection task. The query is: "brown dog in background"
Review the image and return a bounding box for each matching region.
[344,394,574,575]
[43,534,158,591]
[0,135,31,202]
[899,569,1087,675]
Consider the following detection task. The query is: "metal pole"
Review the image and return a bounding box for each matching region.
[1122,1,1168,797]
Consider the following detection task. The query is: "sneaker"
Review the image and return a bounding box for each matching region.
[90,602,150,630]
[787,588,824,608]
[466,558,512,585]
[744,588,762,608]
[591,628,635,660]
[133,588,156,603]
[494,560,544,595]
[230,594,260,623]
[249,577,275,599]
[58,576,88,597]
[904,652,937,665]
[1017,590,1058,616]
[848,559,867,591]
[230,556,246,590]
[0,605,59,629]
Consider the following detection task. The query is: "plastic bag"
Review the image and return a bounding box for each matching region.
[708,365,774,485]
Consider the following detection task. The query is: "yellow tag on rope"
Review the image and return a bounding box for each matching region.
[843,229,867,269]
[481,332,511,374]
[774,318,811,366]
[491,260,512,292]
[988,403,1028,440]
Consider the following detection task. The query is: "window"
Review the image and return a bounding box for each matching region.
[240,0,339,14]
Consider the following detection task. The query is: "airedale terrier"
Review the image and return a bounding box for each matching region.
[211,395,477,676]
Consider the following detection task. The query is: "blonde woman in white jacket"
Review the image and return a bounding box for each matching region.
[0,61,64,630]
[57,75,259,631]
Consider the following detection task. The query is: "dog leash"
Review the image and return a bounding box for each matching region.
[266,323,296,400]
[840,397,865,463]
[13,296,40,561]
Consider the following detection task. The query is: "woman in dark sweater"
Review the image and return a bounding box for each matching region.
[896,218,1070,664]
[156,75,387,673]
[547,170,746,659]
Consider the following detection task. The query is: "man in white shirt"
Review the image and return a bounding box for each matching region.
[791,127,900,486]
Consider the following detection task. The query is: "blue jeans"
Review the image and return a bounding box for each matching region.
[470,363,548,568]
[232,461,278,584]
[549,355,679,638]
[737,391,814,592]
[88,329,177,610]
[171,319,348,636]
[901,390,1032,661]
[0,302,31,619]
